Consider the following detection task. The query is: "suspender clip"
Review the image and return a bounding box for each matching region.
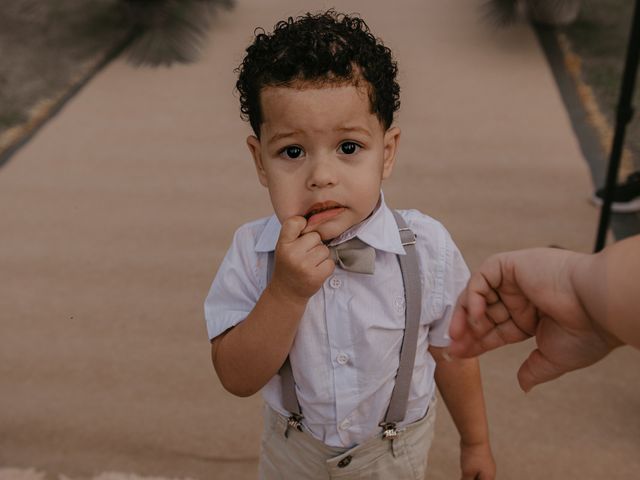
[379,421,398,439]
[284,414,304,438]
[398,228,416,246]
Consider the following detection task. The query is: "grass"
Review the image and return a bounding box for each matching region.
[0,1,233,154]
[561,0,640,171]
[0,1,131,141]
[0,111,27,129]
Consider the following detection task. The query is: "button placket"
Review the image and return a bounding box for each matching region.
[323,273,356,445]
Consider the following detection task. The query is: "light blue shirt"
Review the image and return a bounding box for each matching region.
[204,195,469,447]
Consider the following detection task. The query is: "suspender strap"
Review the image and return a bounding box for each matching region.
[266,210,422,435]
[384,210,422,427]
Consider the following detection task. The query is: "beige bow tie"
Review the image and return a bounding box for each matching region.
[329,238,375,274]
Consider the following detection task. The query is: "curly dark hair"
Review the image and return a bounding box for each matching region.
[235,10,400,136]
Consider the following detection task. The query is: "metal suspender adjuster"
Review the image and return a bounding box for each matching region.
[285,413,304,437]
[379,421,398,440]
[398,228,416,246]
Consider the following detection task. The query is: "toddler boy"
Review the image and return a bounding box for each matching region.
[205,10,495,479]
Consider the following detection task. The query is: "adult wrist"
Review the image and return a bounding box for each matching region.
[570,251,623,349]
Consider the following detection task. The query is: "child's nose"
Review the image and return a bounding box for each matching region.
[307,157,338,189]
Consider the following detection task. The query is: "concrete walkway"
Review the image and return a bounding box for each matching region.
[1,1,638,479]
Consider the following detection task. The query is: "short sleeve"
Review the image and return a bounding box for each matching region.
[427,231,469,347]
[204,226,263,341]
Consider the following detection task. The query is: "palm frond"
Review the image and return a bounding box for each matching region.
[482,0,519,26]
[123,0,234,67]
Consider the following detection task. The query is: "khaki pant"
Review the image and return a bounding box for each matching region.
[258,399,436,480]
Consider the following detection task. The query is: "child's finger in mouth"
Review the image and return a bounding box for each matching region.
[302,206,345,232]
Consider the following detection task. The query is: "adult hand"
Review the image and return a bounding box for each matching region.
[269,216,335,301]
[449,248,622,392]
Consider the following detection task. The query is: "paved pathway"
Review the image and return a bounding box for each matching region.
[1,1,638,479]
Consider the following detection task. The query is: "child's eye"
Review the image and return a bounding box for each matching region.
[339,142,360,155]
[281,145,304,159]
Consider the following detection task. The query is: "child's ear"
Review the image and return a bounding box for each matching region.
[382,126,401,179]
[247,135,268,187]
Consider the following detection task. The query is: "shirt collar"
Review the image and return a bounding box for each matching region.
[254,192,406,255]
[255,214,281,252]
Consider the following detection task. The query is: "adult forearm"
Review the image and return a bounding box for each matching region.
[573,235,640,350]
[211,284,308,397]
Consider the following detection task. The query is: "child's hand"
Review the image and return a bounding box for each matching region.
[270,216,335,301]
[460,440,496,480]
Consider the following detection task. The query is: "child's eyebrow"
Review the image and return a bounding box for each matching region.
[267,130,301,144]
[266,126,371,144]
[335,126,372,137]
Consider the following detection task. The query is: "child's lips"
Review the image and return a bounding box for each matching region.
[303,202,346,228]
[306,207,345,226]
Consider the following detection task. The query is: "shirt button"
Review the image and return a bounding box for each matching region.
[329,277,342,289]
[339,418,351,430]
[336,353,349,365]
[337,455,352,468]
[393,295,405,314]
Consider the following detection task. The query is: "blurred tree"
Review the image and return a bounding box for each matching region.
[484,0,581,26]
[122,0,234,66]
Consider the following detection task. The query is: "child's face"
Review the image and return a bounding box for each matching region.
[247,83,400,241]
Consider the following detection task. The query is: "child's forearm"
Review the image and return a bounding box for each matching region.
[211,283,308,397]
[211,217,334,397]
[431,347,490,446]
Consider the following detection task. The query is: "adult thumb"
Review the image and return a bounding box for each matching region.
[517,348,564,392]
